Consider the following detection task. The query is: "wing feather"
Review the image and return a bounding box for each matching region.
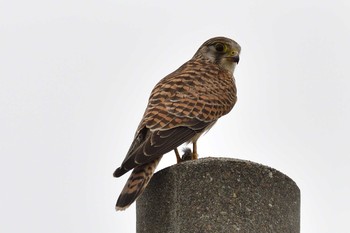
[114,59,236,177]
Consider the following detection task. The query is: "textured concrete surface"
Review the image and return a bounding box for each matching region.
[136,157,300,233]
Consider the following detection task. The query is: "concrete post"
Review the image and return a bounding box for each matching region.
[136,157,300,233]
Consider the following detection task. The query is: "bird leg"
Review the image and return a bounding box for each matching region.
[174,148,182,163]
[175,147,194,163]
[175,144,198,163]
[192,141,198,160]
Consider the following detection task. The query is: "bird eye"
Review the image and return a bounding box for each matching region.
[214,43,226,52]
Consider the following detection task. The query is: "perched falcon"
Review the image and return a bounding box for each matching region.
[114,36,241,210]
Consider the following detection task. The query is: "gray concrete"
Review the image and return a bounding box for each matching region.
[136,157,300,233]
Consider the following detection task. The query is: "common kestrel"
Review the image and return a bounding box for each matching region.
[114,36,241,210]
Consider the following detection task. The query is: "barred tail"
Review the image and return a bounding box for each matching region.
[115,156,162,211]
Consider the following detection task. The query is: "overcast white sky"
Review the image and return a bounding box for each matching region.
[1,0,350,232]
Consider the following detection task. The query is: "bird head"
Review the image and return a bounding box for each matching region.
[193,37,241,73]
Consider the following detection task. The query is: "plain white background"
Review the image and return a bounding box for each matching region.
[1,0,349,232]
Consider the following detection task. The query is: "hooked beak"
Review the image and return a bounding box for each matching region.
[232,55,240,64]
[227,50,240,64]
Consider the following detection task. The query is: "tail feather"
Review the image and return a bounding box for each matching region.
[115,156,162,211]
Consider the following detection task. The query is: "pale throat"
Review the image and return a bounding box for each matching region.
[199,51,237,74]
[219,59,236,74]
